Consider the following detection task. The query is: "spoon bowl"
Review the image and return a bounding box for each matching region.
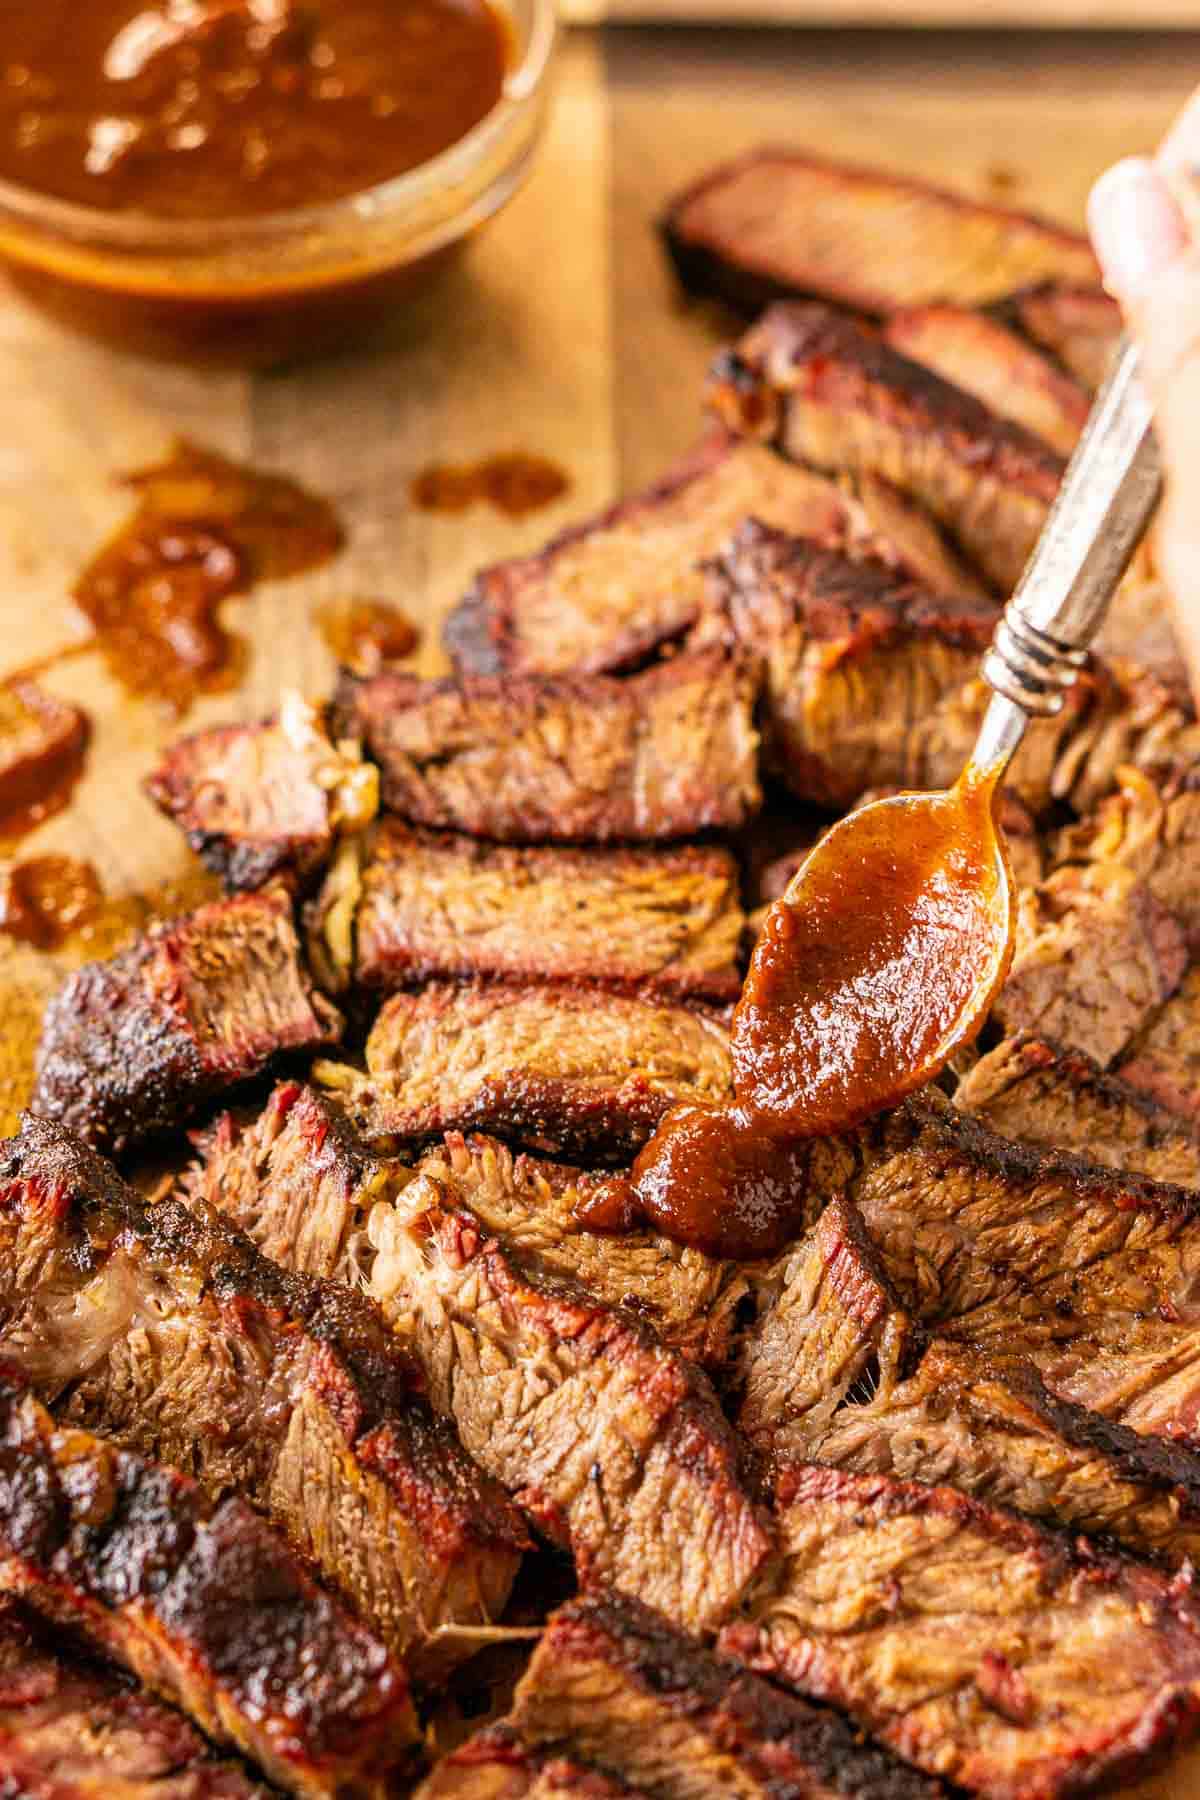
[730,774,1015,1138]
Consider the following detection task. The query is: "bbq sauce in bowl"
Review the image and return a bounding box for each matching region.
[578,765,1014,1259]
[0,0,553,362]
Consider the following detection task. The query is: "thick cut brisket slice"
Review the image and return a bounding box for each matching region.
[418,1725,648,1799]
[331,650,761,844]
[721,1464,1200,1798]
[709,303,1064,592]
[414,1133,749,1370]
[0,1371,415,1798]
[313,826,745,1003]
[509,1593,943,1800]
[0,1596,273,1799]
[661,150,1098,316]
[359,1173,775,1635]
[192,1089,749,1371]
[850,1100,1200,1441]
[444,435,981,682]
[694,520,1082,815]
[30,888,342,1155]
[883,307,1088,455]
[956,1035,1200,1187]
[809,1337,1200,1569]
[145,695,378,894]
[317,983,734,1161]
[1012,283,1123,392]
[1118,964,1200,1128]
[0,1116,528,1680]
[995,864,1187,1068]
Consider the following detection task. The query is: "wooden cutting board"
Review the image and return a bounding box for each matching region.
[562,0,1200,23]
[2,29,1200,1793]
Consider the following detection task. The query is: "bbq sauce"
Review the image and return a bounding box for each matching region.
[411,456,570,519]
[74,439,342,714]
[0,681,89,841]
[581,766,1012,1259]
[0,0,510,219]
[0,856,104,950]
[316,599,418,675]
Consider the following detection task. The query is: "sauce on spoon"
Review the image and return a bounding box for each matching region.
[578,763,1014,1257]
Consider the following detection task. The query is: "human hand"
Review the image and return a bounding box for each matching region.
[1089,95,1200,706]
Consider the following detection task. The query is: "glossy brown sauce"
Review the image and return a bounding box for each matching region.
[0,0,510,219]
[0,681,89,841]
[0,855,104,950]
[411,456,570,519]
[74,439,342,714]
[315,598,418,675]
[582,769,1012,1259]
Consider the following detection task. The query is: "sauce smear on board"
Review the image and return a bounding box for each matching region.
[315,599,419,674]
[74,439,342,714]
[0,0,510,218]
[412,456,571,519]
[0,856,104,950]
[579,766,1013,1258]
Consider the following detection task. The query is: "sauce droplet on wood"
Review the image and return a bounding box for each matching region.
[315,598,419,674]
[0,680,89,841]
[411,455,570,519]
[73,439,343,714]
[0,855,103,949]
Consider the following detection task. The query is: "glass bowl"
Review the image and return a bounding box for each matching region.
[0,0,557,366]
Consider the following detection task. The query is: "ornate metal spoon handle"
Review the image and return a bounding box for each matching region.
[981,335,1162,721]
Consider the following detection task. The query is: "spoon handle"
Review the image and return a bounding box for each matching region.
[981,335,1162,719]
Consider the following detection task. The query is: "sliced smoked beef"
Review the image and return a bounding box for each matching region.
[0,1369,415,1798]
[0,1114,528,1680]
[509,1593,944,1800]
[30,887,342,1154]
[1012,282,1122,392]
[721,1463,1200,1797]
[661,149,1098,316]
[309,826,746,1003]
[315,981,734,1161]
[331,649,761,844]
[708,302,1064,592]
[443,435,981,681]
[145,694,378,893]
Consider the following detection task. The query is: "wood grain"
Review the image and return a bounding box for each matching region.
[566,0,1200,23]
[2,29,1200,1791]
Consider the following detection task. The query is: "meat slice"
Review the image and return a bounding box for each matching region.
[956,1034,1200,1187]
[313,825,745,1002]
[695,520,1081,815]
[1053,764,1200,950]
[850,1099,1200,1441]
[0,1371,415,1798]
[709,303,1064,592]
[418,1725,648,1800]
[509,1594,943,1800]
[736,1196,914,1459]
[414,1132,749,1369]
[316,982,734,1161]
[809,1337,1200,1569]
[1118,964,1200,1127]
[661,150,1098,316]
[0,1597,273,1799]
[145,693,378,893]
[443,434,982,680]
[721,1464,1200,1798]
[331,649,762,844]
[30,887,342,1155]
[360,1172,775,1636]
[0,678,88,831]
[883,307,1089,455]
[1012,283,1123,392]
[994,863,1187,1068]
[0,1115,528,1680]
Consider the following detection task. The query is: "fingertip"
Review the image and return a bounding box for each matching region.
[1088,156,1189,302]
